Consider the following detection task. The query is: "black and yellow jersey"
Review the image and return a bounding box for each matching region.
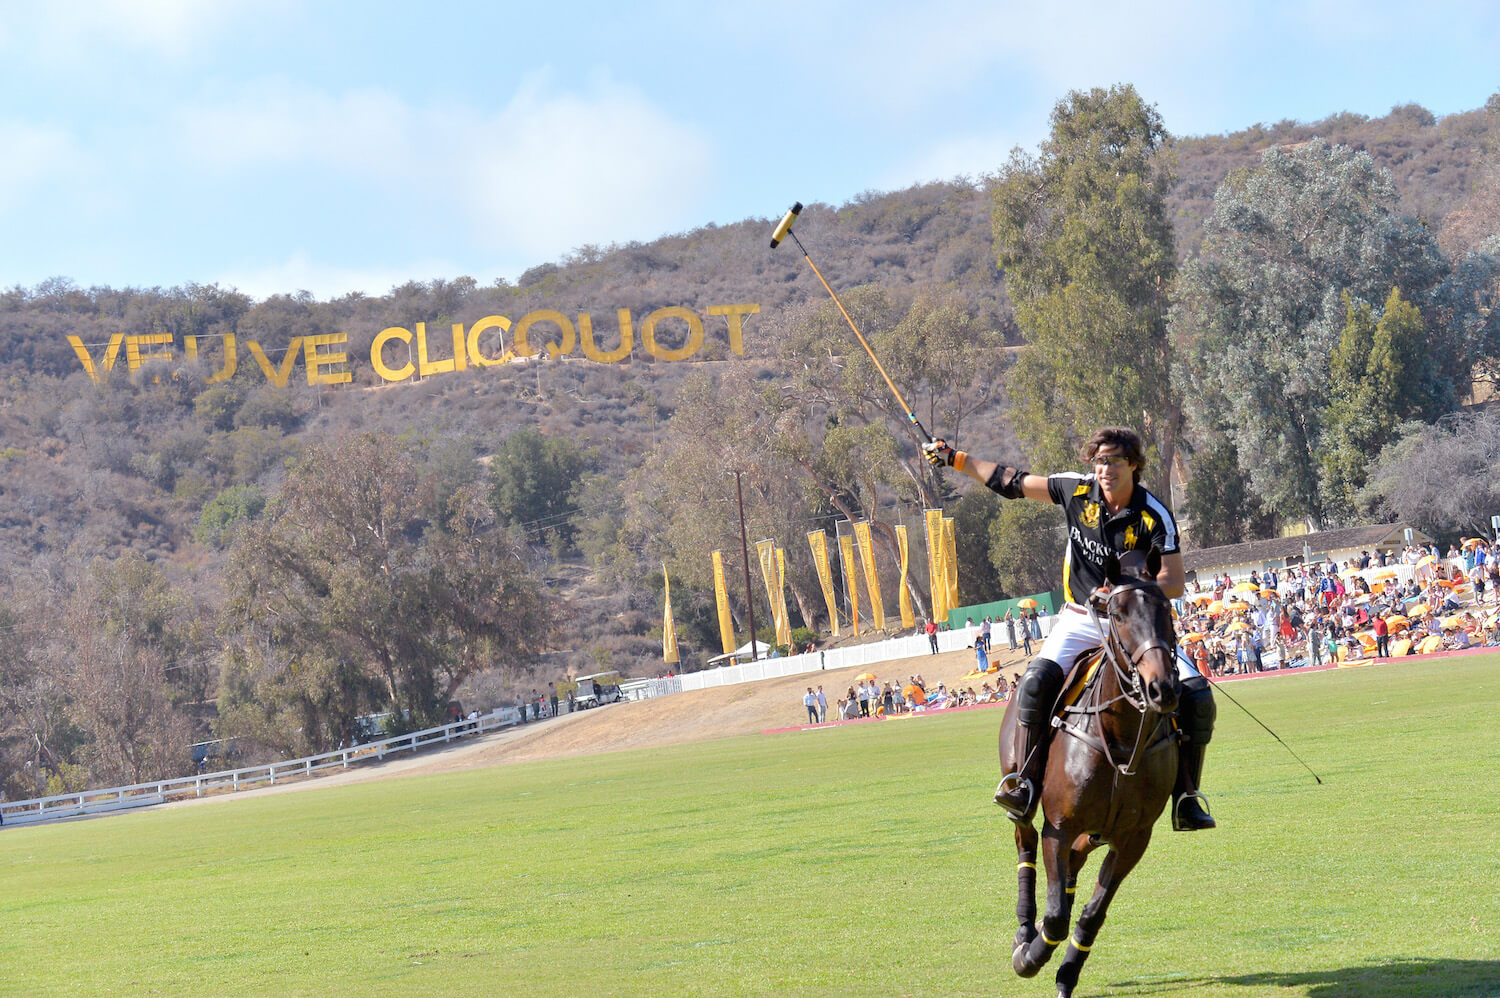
[1046,472,1180,604]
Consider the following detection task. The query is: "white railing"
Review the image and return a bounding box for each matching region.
[676,618,1057,691]
[0,707,522,828]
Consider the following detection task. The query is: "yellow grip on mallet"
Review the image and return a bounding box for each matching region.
[769,202,802,248]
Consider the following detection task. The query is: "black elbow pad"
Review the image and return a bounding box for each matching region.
[986,466,1028,499]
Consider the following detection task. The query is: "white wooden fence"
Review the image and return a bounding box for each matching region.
[675,619,1057,692]
[0,707,522,828]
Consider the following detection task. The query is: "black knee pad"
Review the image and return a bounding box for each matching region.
[1178,679,1216,745]
[1016,658,1065,727]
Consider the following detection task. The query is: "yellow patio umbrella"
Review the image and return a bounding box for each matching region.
[1339,566,1364,578]
[1233,581,1259,592]
[1384,614,1409,628]
[1191,593,1215,606]
[1205,601,1225,615]
[1182,631,1207,642]
[1372,569,1398,580]
[1417,554,1439,568]
[1407,602,1430,616]
[1258,587,1278,597]
[1226,621,1251,632]
[855,672,878,683]
[1017,598,1039,609]
[1462,537,1484,550]
[1441,615,1466,630]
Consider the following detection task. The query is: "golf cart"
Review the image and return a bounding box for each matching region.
[566,671,623,710]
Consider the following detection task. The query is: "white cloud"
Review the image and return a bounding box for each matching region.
[214,251,467,302]
[0,119,80,215]
[172,71,714,263]
[0,0,263,66]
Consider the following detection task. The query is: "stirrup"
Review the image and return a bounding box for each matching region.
[994,772,1037,822]
[1171,791,1215,831]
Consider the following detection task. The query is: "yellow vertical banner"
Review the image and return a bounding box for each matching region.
[711,550,735,655]
[775,547,792,646]
[807,530,840,637]
[838,532,860,637]
[943,517,959,618]
[662,562,679,665]
[853,521,886,631]
[926,508,947,624]
[895,524,915,630]
[756,539,784,646]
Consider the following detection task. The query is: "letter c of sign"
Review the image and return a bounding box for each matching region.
[465,315,512,366]
[372,326,415,382]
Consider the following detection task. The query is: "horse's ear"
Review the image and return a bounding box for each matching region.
[1146,546,1162,580]
[1103,552,1122,584]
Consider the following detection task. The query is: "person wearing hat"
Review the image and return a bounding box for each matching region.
[924,425,1216,831]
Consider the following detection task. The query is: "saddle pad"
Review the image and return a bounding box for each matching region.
[1060,650,1102,710]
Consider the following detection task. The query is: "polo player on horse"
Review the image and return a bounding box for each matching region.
[925,426,1216,831]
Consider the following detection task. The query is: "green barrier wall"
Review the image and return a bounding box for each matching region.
[946,589,1063,629]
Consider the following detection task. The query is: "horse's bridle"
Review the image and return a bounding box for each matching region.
[1088,579,1177,712]
[1068,579,1179,777]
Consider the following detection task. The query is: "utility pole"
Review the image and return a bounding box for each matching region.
[732,470,759,661]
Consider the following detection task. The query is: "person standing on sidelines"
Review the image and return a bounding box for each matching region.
[925,618,940,654]
[815,685,828,722]
[924,426,1216,831]
[803,688,819,724]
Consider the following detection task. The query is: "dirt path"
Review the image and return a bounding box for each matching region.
[216,643,1035,799]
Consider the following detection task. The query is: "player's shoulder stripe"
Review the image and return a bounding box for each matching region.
[1143,491,1178,545]
[1052,471,1090,497]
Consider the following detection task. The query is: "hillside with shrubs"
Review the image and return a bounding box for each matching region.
[0,96,1496,800]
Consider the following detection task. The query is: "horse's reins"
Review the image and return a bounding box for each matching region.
[1060,582,1177,778]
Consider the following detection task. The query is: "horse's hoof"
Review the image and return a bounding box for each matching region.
[1013,925,1036,951]
[1013,945,1041,978]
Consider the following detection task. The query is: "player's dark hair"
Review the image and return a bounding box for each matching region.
[1081,426,1145,484]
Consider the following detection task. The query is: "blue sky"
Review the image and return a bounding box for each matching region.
[2,1,1495,301]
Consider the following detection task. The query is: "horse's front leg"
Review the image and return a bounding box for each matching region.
[1012,820,1040,958]
[1053,832,1152,998]
[1014,825,1072,978]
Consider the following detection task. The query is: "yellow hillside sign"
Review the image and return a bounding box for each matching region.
[66,303,761,387]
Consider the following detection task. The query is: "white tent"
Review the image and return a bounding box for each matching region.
[705,640,764,666]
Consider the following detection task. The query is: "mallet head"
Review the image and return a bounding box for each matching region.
[769,202,803,249]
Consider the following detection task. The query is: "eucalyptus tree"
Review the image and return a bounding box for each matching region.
[991,83,1180,495]
[218,433,546,754]
[1172,139,1464,527]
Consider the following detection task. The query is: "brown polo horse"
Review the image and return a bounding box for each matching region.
[997,549,1181,998]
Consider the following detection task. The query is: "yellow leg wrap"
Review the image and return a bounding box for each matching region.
[1042,932,1065,947]
[1071,937,1092,952]
[1017,861,1035,870]
[1065,886,1076,894]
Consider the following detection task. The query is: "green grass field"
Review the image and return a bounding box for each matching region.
[2,656,1498,997]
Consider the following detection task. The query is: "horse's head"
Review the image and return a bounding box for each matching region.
[1094,548,1179,715]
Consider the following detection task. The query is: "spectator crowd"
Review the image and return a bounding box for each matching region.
[1175,540,1498,676]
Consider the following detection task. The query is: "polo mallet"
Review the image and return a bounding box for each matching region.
[770,202,933,445]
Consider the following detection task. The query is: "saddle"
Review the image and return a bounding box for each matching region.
[1057,648,1104,715]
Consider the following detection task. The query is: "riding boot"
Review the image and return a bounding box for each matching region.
[1172,677,1217,831]
[1171,741,1215,830]
[995,658,1065,822]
